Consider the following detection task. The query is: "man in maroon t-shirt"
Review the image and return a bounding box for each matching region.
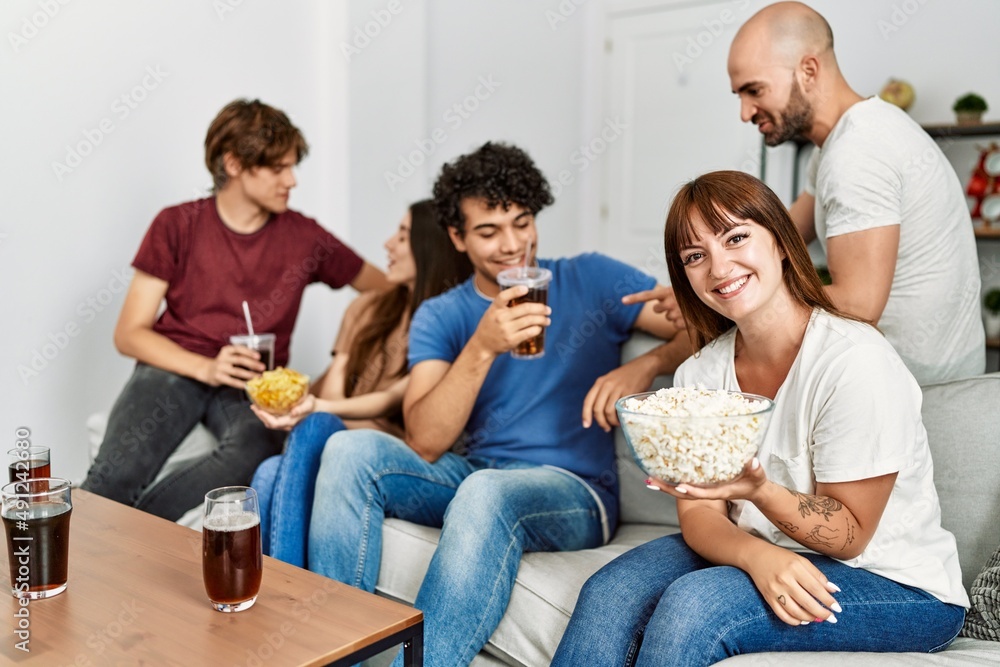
[82,99,388,520]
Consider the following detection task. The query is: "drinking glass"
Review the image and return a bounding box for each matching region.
[2,478,72,599]
[7,447,51,485]
[202,486,262,612]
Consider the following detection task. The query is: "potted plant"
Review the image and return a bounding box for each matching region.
[984,288,1000,338]
[954,93,988,126]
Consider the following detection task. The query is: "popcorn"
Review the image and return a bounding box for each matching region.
[618,387,773,486]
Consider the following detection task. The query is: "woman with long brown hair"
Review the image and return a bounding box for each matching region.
[250,200,471,567]
[551,171,967,665]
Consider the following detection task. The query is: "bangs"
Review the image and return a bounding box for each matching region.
[666,191,744,256]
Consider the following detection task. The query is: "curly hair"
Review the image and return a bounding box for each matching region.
[432,142,554,234]
[204,99,309,192]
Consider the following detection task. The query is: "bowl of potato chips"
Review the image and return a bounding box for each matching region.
[245,367,309,415]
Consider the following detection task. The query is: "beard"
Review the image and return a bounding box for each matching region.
[755,80,813,147]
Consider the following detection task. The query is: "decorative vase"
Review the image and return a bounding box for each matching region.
[956,110,984,126]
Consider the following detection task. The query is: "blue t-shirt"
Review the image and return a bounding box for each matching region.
[408,253,656,526]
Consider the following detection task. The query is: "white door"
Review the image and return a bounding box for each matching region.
[601,0,766,284]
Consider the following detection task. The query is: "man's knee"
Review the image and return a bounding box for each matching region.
[445,469,519,529]
[319,430,404,474]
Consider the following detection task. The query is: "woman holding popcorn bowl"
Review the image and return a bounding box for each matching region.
[551,171,967,665]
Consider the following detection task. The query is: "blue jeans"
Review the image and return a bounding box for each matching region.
[251,413,346,567]
[82,363,285,520]
[308,429,607,667]
[552,533,966,667]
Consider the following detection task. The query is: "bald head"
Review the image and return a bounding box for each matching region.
[731,2,834,69]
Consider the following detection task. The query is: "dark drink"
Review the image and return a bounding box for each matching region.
[9,460,51,484]
[202,512,262,611]
[497,266,552,360]
[258,348,273,371]
[510,287,549,357]
[3,501,72,599]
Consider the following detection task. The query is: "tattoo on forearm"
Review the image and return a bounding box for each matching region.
[776,520,798,534]
[843,520,856,549]
[786,488,843,522]
[803,524,839,548]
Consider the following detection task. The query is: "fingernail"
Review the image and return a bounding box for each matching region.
[826,582,841,593]
[831,602,842,613]
[800,621,810,626]
[644,479,658,490]
[826,614,837,624]
[751,457,760,470]
[674,486,687,493]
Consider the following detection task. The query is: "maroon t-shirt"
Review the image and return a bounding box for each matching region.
[132,198,363,367]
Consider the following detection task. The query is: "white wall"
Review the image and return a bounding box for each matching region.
[1,0,350,482]
[346,0,603,262]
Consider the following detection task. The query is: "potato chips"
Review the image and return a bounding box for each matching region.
[245,367,309,415]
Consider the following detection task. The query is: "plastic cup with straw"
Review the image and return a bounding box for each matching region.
[229,301,276,371]
[496,237,551,359]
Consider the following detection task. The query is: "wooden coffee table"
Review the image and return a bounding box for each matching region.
[0,489,423,666]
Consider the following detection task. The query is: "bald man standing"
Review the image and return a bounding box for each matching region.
[728,2,984,384]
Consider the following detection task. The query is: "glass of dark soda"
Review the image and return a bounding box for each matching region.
[7,446,51,485]
[2,477,72,599]
[202,486,262,612]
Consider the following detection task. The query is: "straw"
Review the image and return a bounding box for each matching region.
[523,238,532,278]
[242,300,255,338]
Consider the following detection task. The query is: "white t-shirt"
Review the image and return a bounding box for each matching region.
[805,96,985,385]
[674,310,968,607]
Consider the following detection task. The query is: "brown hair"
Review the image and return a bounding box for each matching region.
[343,200,473,399]
[664,170,860,350]
[204,99,309,191]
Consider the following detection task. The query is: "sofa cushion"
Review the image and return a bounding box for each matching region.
[715,637,1000,666]
[376,517,678,666]
[919,373,1000,591]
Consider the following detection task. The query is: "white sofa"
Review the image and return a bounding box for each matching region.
[369,338,1000,666]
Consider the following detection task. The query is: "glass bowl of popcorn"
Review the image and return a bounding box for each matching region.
[616,387,775,487]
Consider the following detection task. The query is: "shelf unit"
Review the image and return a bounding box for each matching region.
[920,121,1000,139]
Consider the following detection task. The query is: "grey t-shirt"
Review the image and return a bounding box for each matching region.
[806,96,985,384]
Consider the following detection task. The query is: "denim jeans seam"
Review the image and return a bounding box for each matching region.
[353,468,466,589]
[457,507,595,663]
[270,463,289,551]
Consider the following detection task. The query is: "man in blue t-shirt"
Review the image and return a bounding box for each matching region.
[308,142,691,667]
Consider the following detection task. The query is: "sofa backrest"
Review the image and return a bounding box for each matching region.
[920,372,1000,592]
[616,334,1000,593]
[617,333,681,527]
